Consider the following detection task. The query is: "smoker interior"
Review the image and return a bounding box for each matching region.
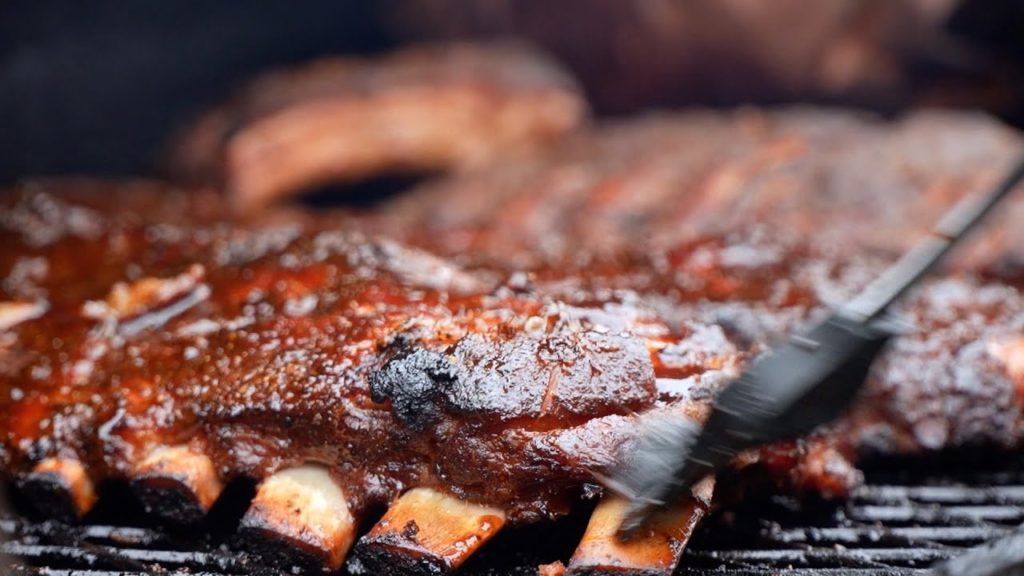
[5,451,1023,575]
[5,5,1024,575]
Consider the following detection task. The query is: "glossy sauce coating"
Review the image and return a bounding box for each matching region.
[1,183,727,521]
[5,109,1024,524]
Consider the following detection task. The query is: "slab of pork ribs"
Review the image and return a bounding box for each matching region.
[3,109,1024,576]
[166,42,587,212]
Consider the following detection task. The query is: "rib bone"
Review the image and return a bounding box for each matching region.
[16,458,97,521]
[131,445,224,525]
[0,301,47,332]
[351,487,506,575]
[238,465,356,572]
[566,477,715,575]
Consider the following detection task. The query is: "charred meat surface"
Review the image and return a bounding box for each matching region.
[166,42,587,210]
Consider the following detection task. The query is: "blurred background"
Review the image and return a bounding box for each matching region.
[2,0,1024,183]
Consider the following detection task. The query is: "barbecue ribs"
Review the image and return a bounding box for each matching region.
[0,180,716,573]
[381,108,1024,274]
[166,42,586,211]
[4,110,1024,575]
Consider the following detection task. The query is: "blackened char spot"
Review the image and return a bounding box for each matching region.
[370,348,456,431]
[401,520,420,540]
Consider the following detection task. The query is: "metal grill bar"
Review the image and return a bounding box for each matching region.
[3,543,248,568]
[768,525,1010,544]
[689,548,952,565]
[848,504,1024,523]
[1,519,282,575]
[855,485,1024,504]
[0,520,169,547]
[675,457,1024,576]
[679,565,929,569]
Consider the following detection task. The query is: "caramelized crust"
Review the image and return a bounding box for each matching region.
[0,182,694,523]
[5,178,1024,529]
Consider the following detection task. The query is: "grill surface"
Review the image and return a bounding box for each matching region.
[5,453,1024,575]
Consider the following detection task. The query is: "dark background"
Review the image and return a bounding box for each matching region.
[0,1,393,182]
[2,0,1024,185]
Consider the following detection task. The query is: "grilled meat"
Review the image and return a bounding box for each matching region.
[382,108,1024,277]
[0,182,659,513]
[379,106,1024,491]
[4,109,1024,574]
[166,42,586,210]
[0,180,724,572]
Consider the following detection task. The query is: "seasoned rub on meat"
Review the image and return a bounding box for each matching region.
[382,109,1024,278]
[166,42,587,211]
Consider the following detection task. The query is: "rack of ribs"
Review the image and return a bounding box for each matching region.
[1,181,719,574]
[165,42,587,211]
[380,108,1024,275]
[4,108,1024,575]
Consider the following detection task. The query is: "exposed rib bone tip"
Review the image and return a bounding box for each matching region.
[0,300,47,331]
[352,487,506,575]
[17,458,97,521]
[566,480,715,576]
[131,445,224,525]
[238,465,356,572]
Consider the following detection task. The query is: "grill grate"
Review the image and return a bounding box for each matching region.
[4,454,1024,575]
[678,453,1024,576]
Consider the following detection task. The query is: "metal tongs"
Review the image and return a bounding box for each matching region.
[612,156,1024,539]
